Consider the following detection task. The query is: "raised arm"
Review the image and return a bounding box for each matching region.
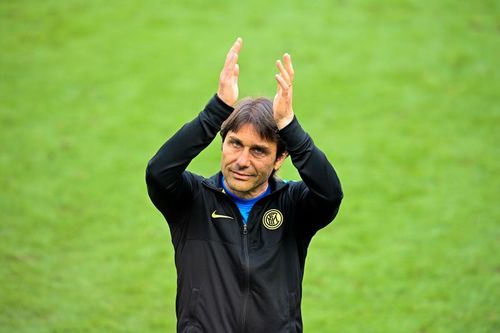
[273,54,343,230]
[146,38,242,215]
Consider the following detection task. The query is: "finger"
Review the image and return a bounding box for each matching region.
[224,47,237,67]
[231,52,239,67]
[234,63,240,78]
[222,53,234,75]
[275,74,291,94]
[276,60,291,84]
[222,38,241,68]
[232,37,243,55]
[222,53,238,79]
[275,74,283,95]
[283,53,294,80]
[229,37,243,53]
[225,37,242,62]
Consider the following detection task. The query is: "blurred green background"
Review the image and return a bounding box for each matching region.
[1,0,498,332]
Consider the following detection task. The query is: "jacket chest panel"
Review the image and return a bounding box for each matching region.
[184,191,295,250]
[184,196,241,245]
[245,208,290,250]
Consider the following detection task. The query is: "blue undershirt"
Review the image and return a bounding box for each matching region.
[221,176,271,224]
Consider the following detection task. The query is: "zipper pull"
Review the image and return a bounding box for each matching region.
[242,223,248,235]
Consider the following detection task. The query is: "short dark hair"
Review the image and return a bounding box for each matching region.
[220,97,287,158]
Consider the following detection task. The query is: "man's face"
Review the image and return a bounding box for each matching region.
[221,123,286,199]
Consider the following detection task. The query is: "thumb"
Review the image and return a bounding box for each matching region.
[234,64,239,79]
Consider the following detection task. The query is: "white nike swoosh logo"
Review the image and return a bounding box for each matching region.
[211,210,234,219]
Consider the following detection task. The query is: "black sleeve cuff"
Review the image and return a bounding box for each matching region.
[278,116,310,153]
[202,94,235,127]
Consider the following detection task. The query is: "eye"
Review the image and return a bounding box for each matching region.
[229,140,242,148]
[251,148,266,157]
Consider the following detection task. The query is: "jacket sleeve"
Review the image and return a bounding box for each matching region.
[279,116,343,234]
[145,94,233,222]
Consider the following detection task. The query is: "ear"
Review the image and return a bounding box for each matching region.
[273,152,288,171]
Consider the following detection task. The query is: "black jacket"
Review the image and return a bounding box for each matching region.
[146,95,343,332]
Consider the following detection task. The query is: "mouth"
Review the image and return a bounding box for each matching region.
[230,170,254,181]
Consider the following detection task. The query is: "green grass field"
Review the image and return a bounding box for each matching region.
[1,0,498,332]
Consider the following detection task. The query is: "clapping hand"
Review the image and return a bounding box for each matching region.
[273,53,295,130]
[217,37,242,106]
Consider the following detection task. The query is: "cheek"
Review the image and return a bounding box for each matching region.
[221,148,236,165]
[256,159,277,176]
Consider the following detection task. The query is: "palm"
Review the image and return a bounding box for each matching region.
[273,53,295,129]
[217,38,242,106]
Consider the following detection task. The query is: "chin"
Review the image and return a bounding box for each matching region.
[227,179,251,193]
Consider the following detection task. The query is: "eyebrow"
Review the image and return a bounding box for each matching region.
[251,144,271,154]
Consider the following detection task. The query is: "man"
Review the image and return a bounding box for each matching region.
[146,37,343,332]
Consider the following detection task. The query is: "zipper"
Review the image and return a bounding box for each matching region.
[216,191,250,332]
[203,181,286,331]
[241,222,250,332]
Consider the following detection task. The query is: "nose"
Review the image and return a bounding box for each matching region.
[235,149,251,168]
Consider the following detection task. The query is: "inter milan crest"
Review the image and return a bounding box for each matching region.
[262,209,284,230]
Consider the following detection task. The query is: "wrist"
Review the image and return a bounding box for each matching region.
[276,114,295,130]
[216,93,233,107]
[217,93,232,106]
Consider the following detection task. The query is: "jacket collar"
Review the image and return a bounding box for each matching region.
[202,171,289,194]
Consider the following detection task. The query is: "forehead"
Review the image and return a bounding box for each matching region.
[226,123,277,148]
